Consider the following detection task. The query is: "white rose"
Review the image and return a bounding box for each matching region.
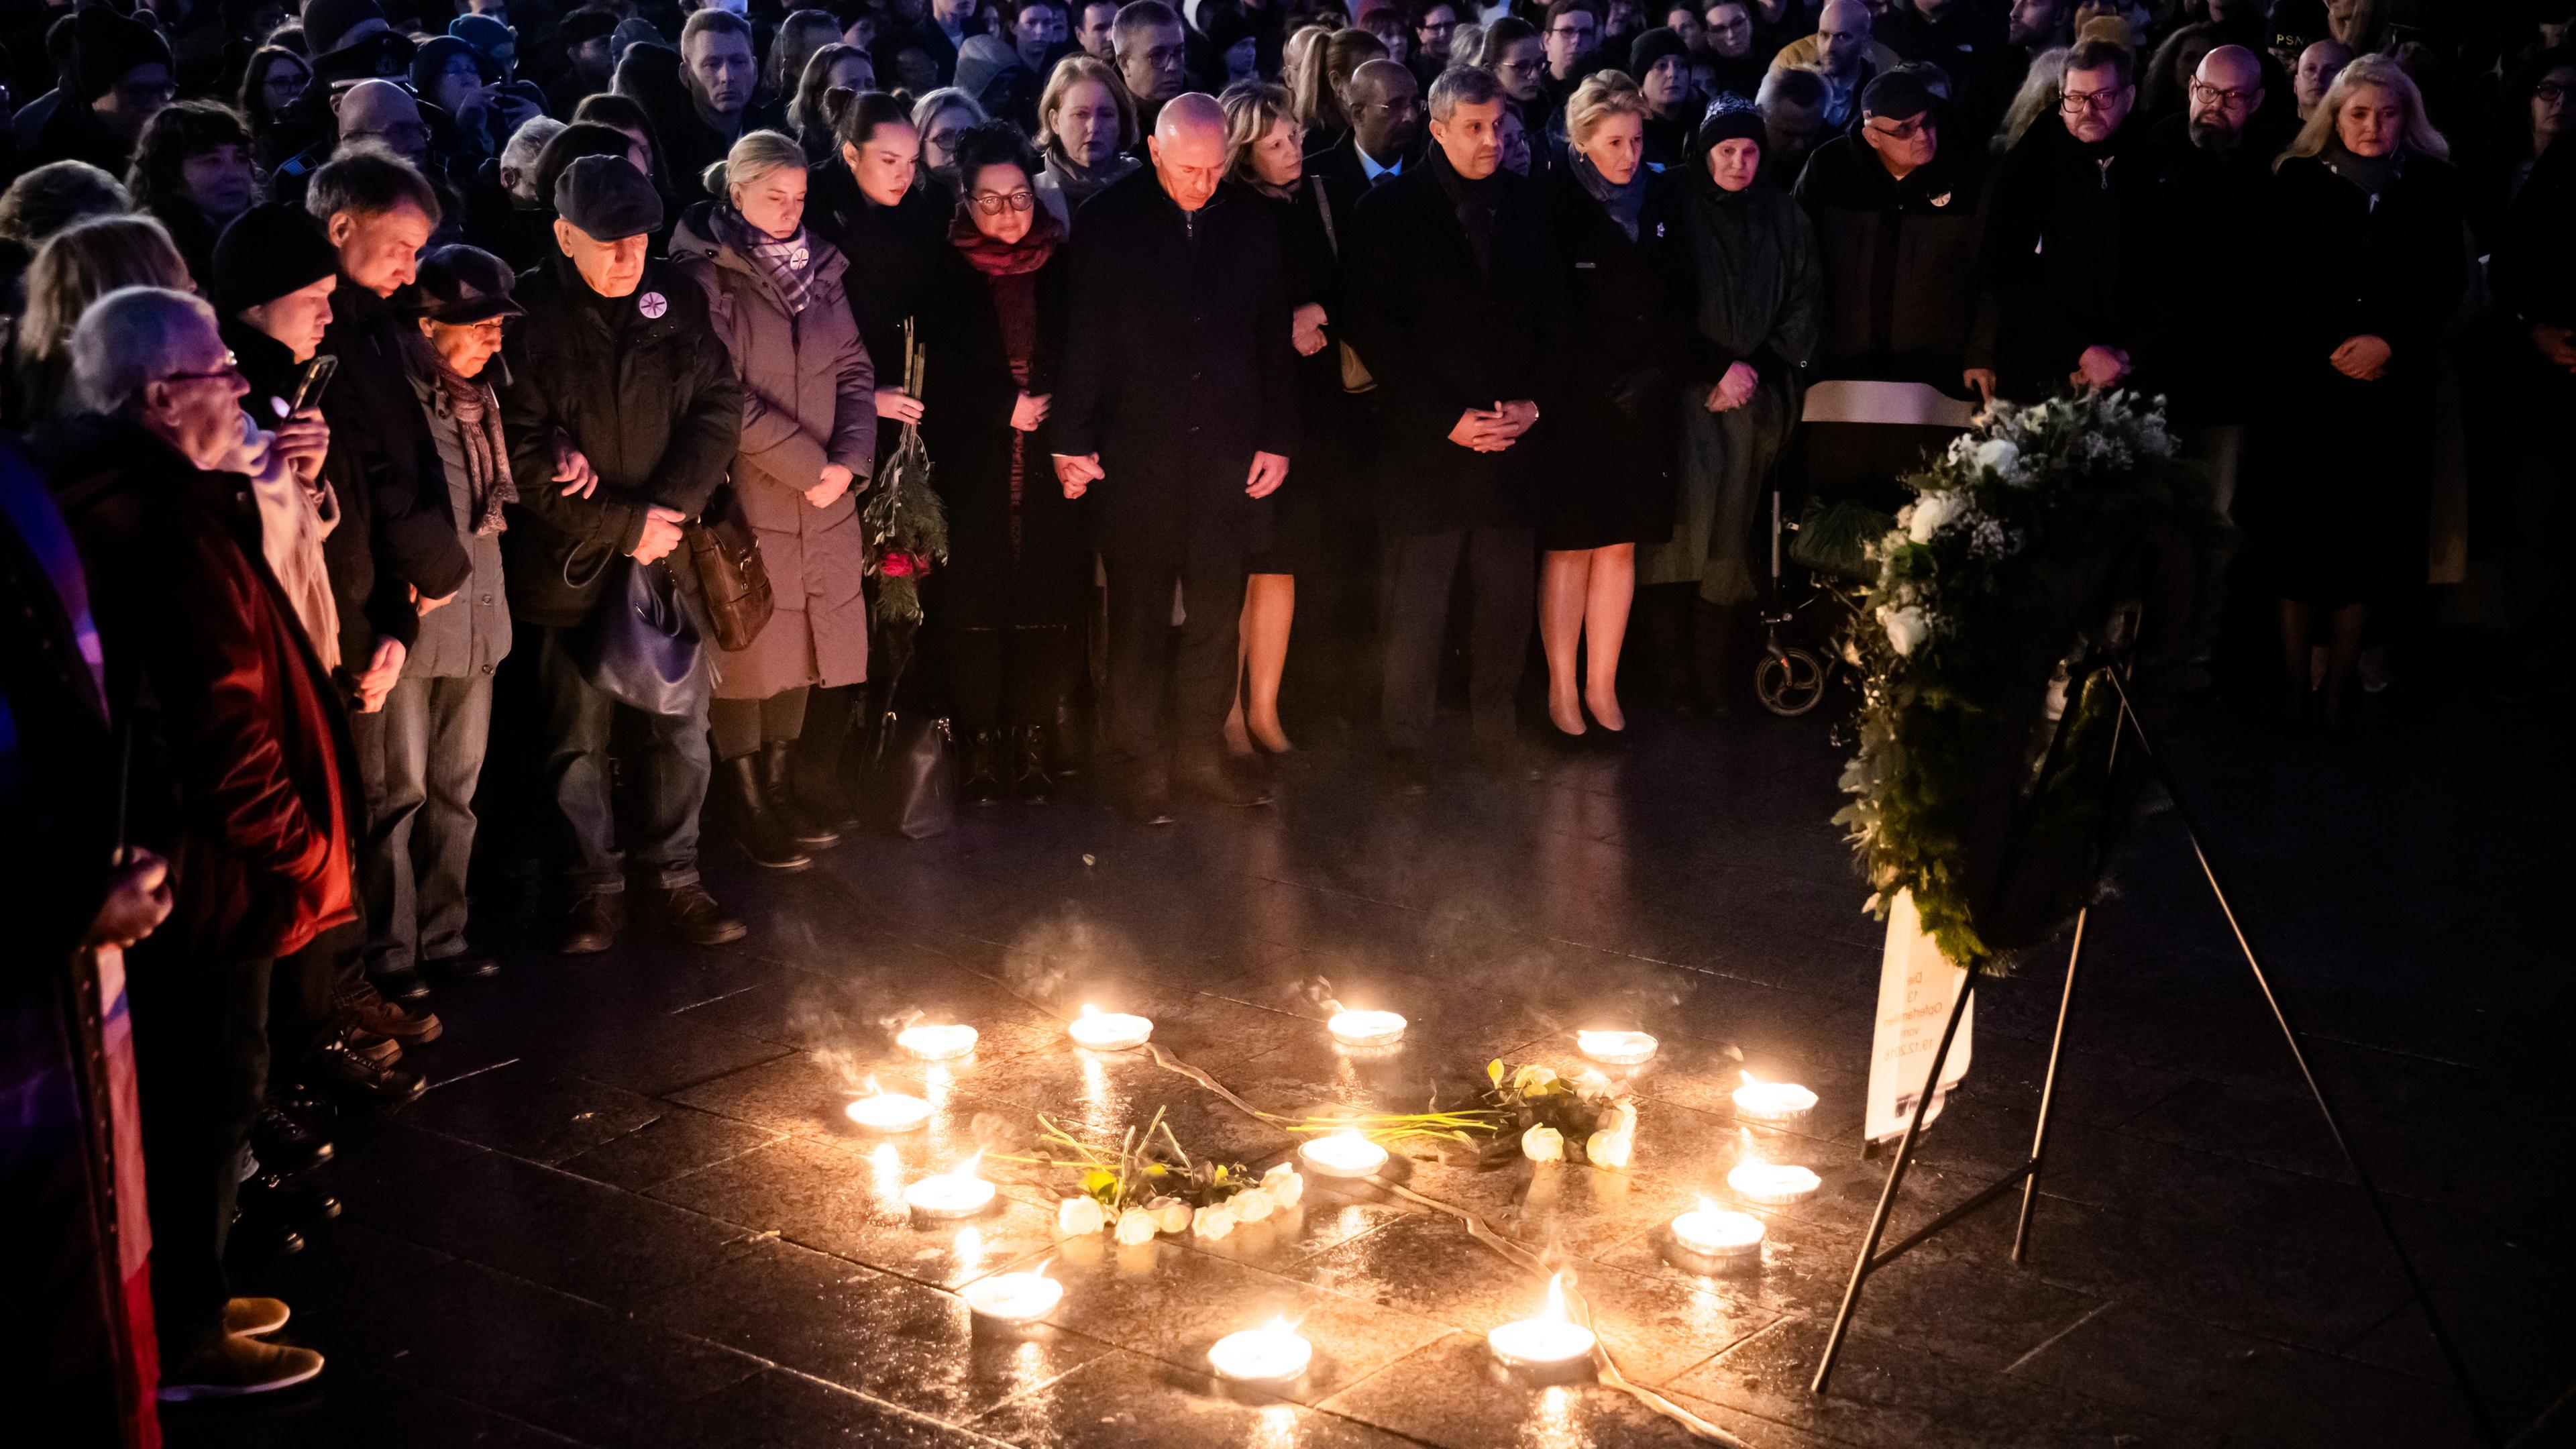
[1522,1125,1566,1162]
[1975,439,2019,474]
[1231,1187,1276,1223]
[1114,1208,1159,1246]
[1907,491,1961,543]
[1149,1196,1194,1235]
[1057,1197,1107,1236]
[1601,1101,1638,1136]
[1511,1065,1559,1094]
[1194,1203,1237,1240]
[1879,605,1930,657]
[1586,1128,1633,1169]
[1262,1163,1305,1208]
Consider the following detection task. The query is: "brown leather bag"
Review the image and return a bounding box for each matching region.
[682,483,773,653]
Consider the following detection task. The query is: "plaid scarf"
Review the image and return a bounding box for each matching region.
[718,205,820,314]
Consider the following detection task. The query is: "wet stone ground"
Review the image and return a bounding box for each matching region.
[164,702,2572,1449]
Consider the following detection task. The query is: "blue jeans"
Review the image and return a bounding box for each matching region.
[533,626,709,894]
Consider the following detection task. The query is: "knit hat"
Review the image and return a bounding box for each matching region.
[1698,93,1764,149]
[447,13,516,68]
[303,0,386,55]
[1629,26,1688,82]
[555,152,662,239]
[1858,68,1937,121]
[410,35,493,94]
[70,4,173,101]
[211,201,342,314]
[409,244,524,323]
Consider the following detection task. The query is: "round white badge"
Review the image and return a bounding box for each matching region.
[638,291,667,319]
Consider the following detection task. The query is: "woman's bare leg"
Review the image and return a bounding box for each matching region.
[1242,572,1296,752]
[1582,544,1635,732]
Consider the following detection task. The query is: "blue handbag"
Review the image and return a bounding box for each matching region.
[572,554,704,716]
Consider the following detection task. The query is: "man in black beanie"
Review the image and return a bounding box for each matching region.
[498,155,747,953]
[23,3,173,174]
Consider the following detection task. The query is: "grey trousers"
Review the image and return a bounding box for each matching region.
[1380,525,1535,751]
[361,672,494,975]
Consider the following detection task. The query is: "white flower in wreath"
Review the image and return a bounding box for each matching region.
[1114,1207,1160,1246]
[1908,491,1964,542]
[1975,438,2021,475]
[1879,604,1931,657]
[1522,1125,1566,1161]
[1057,1196,1107,1236]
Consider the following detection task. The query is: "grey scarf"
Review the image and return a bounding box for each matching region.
[1571,152,1648,242]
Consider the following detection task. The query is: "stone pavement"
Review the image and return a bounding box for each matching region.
[162,704,2573,1449]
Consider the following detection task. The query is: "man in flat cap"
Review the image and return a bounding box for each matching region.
[498,154,747,954]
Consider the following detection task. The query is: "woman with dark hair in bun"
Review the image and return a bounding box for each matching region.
[918,119,1079,804]
[808,91,949,463]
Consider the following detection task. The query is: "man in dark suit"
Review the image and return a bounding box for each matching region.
[1305,58,1424,215]
[1051,92,1298,825]
[1342,65,1560,794]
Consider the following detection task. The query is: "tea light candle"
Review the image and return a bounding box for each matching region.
[1576,1030,1658,1066]
[905,1153,996,1220]
[963,1266,1062,1326]
[845,1085,932,1133]
[1067,1003,1152,1051]
[1487,1273,1596,1371]
[1731,1072,1818,1126]
[1326,1009,1407,1049]
[1207,1317,1312,1385]
[1726,1157,1821,1206]
[897,1022,978,1061]
[1297,1130,1388,1179]
[1669,1197,1766,1260]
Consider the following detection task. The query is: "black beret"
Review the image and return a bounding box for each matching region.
[554,152,662,241]
[211,201,341,314]
[1859,68,1937,121]
[409,244,524,323]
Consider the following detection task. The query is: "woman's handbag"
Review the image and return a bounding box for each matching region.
[571,554,704,715]
[684,484,774,653]
[857,709,955,839]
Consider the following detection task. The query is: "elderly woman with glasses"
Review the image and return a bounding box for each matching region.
[918,119,1081,804]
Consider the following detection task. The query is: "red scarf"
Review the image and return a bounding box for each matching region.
[948,204,1063,276]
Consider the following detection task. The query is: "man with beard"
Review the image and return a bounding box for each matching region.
[1974,37,2153,400]
[1308,58,1424,209]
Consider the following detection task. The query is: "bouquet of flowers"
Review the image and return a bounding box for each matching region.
[1482,1061,1636,1168]
[862,318,950,631]
[1020,1110,1306,1245]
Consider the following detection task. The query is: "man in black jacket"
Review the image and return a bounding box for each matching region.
[1342,65,1557,794]
[498,155,747,951]
[1305,58,1423,213]
[1051,93,1297,824]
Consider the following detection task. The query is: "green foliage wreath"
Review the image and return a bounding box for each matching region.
[1833,390,2220,972]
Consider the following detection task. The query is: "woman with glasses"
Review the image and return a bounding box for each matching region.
[672,130,878,867]
[918,120,1081,804]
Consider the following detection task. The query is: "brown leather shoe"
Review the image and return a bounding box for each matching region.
[647,883,746,946]
[553,891,625,955]
[223,1297,290,1337]
[343,983,441,1045]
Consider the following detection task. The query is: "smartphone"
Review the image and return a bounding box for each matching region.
[290,355,338,413]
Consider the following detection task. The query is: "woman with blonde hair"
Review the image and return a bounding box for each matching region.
[672,130,877,865]
[1538,70,1687,739]
[2253,54,2463,732]
[1994,46,2070,155]
[1032,54,1140,232]
[13,213,191,421]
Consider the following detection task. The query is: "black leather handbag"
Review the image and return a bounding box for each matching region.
[859,709,955,839]
[572,555,703,716]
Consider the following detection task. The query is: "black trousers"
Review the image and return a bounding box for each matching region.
[1103,552,1245,773]
[708,687,808,762]
[128,953,270,1362]
[1380,525,1534,751]
[947,624,1077,733]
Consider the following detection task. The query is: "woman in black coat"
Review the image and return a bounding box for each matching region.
[805,91,954,476]
[2253,56,2466,731]
[1221,80,1347,757]
[1538,71,1690,740]
[917,121,1082,804]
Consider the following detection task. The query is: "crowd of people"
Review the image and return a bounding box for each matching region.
[0,0,2567,1434]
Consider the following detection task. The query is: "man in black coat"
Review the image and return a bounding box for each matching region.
[1342,66,1560,794]
[1306,58,1424,214]
[498,156,747,951]
[1051,92,1297,824]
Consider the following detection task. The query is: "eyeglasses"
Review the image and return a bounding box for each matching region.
[2059,87,2128,114]
[1866,115,1933,140]
[2188,80,2257,107]
[972,188,1036,215]
[1418,18,1456,32]
[159,352,241,386]
[1549,22,1596,37]
[2538,81,2568,104]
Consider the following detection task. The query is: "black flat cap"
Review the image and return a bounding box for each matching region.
[553,153,662,241]
[410,244,524,323]
[1860,69,1937,121]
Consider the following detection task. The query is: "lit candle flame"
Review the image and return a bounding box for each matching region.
[1540,1272,1568,1325]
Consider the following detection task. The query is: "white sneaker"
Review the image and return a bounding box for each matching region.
[156,1331,323,1401]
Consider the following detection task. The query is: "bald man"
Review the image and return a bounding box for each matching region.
[1768,0,1898,127]
[1309,59,1424,208]
[1052,92,1298,823]
[334,78,434,171]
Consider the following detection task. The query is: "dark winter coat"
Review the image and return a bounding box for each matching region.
[40,415,359,969]
[1793,133,1990,390]
[806,162,951,468]
[1342,152,1564,537]
[1536,162,1694,551]
[307,285,476,670]
[1051,168,1297,565]
[2247,148,2467,604]
[2129,113,2282,425]
[496,256,746,628]
[669,205,875,698]
[1974,116,2158,396]
[1248,177,1353,575]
